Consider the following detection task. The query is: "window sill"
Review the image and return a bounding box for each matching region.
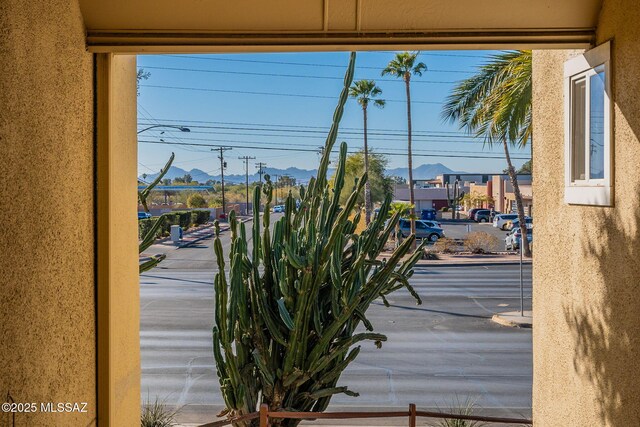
[564,185,612,206]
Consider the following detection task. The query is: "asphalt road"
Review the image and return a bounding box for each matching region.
[141,218,532,425]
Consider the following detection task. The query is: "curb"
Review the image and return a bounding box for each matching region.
[416,260,532,267]
[176,217,253,249]
[491,313,532,328]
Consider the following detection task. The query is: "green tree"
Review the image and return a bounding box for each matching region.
[382,52,427,248]
[183,173,193,184]
[442,50,532,257]
[349,79,386,225]
[332,150,392,208]
[187,193,208,208]
[136,69,150,96]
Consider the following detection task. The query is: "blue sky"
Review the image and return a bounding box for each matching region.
[137,51,531,178]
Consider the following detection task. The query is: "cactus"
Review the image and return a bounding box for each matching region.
[211,52,425,427]
[138,153,175,273]
[445,180,465,220]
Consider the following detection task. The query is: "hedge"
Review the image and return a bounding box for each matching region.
[191,209,210,225]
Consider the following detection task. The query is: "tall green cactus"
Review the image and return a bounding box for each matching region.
[212,52,425,427]
[446,180,465,220]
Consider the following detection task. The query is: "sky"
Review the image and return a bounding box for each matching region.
[137,50,531,179]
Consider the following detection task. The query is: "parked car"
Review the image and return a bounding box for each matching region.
[272,205,285,213]
[507,217,533,231]
[493,213,518,230]
[473,209,492,222]
[422,220,443,229]
[138,211,152,220]
[467,208,482,220]
[505,227,533,251]
[398,219,445,242]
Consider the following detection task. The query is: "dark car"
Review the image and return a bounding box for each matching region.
[473,209,492,222]
[475,210,500,223]
[467,208,482,220]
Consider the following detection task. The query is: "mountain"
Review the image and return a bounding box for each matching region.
[385,163,462,180]
[139,163,464,184]
[139,165,318,184]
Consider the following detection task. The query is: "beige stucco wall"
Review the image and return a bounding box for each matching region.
[532,1,640,425]
[95,53,140,426]
[0,1,96,426]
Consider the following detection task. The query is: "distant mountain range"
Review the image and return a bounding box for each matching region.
[139,163,463,184]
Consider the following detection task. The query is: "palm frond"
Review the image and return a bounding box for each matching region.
[441,50,531,148]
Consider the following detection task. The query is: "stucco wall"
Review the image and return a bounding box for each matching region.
[532,1,640,425]
[0,1,95,426]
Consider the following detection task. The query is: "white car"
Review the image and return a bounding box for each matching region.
[272,205,284,213]
[493,213,518,230]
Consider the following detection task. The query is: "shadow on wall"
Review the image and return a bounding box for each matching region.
[563,158,640,422]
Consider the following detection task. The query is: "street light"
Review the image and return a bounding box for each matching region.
[137,125,191,134]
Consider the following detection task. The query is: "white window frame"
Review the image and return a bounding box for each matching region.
[564,41,613,206]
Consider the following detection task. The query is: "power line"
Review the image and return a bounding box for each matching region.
[156,54,477,74]
[138,117,472,136]
[138,133,512,155]
[138,65,457,84]
[139,139,530,161]
[139,84,444,105]
[136,122,479,139]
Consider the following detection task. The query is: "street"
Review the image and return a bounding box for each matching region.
[140,218,532,425]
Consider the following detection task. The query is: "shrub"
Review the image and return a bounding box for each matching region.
[422,249,440,260]
[433,238,460,253]
[140,396,177,427]
[187,193,208,208]
[441,206,449,212]
[191,209,210,225]
[138,218,158,240]
[429,396,487,427]
[464,231,500,254]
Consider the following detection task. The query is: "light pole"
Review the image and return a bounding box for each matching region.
[137,125,191,134]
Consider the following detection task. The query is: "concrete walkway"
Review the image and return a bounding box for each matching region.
[492,310,533,328]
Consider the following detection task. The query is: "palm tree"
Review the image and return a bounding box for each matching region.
[349,79,386,225]
[442,50,532,257]
[382,52,427,247]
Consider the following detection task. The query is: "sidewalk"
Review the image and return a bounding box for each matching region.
[418,252,532,266]
[139,216,252,263]
[492,310,533,328]
[378,250,532,267]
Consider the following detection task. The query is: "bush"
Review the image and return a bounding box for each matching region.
[138,218,160,241]
[441,206,449,212]
[464,231,500,254]
[433,237,460,253]
[187,193,208,208]
[191,209,210,225]
[141,396,177,427]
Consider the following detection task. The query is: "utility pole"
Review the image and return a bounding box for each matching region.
[239,155,255,215]
[272,174,280,205]
[255,162,267,184]
[212,147,232,218]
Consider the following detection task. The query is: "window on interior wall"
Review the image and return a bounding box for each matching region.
[564,41,612,206]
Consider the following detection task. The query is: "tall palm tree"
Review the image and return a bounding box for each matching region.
[349,79,386,225]
[442,50,532,257]
[382,52,427,246]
